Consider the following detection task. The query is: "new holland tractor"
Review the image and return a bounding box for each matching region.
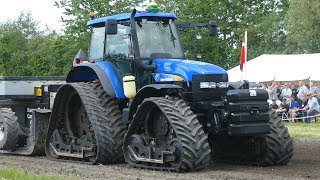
[0,3,293,172]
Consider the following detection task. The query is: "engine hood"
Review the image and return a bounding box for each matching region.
[152,59,228,81]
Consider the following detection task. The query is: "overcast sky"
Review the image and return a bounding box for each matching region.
[0,0,64,31]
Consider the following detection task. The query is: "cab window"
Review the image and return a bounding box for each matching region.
[106,25,131,55]
[89,27,105,60]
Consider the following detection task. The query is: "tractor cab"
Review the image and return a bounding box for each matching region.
[86,9,183,82]
[81,2,220,93]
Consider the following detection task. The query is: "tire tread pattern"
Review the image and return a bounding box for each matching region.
[261,110,293,166]
[0,108,19,150]
[70,82,127,164]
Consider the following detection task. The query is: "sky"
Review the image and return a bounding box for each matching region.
[0,0,64,31]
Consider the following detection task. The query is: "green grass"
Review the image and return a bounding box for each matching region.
[284,122,320,139]
[0,167,69,180]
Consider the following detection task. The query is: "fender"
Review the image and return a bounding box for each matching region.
[127,84,183,122]
[66,61,125,98]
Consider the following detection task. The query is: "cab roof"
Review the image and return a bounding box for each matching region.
[87,11,177,27]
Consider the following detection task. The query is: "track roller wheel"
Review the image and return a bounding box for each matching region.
[124,97,210,172]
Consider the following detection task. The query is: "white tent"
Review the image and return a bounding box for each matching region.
[227,53,320,82]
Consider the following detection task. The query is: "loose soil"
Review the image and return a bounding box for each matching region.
[0,139,319,180]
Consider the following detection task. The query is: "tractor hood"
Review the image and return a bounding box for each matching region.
[152,59,228,82]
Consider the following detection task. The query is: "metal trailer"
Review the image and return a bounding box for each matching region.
[0,76,65,155]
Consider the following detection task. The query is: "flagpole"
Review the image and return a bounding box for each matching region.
[244,30,247,80]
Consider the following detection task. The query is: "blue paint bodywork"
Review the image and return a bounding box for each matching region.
[152,59,228,82]
[71,59,227,98]
[72,61,125,98]
[87,12,177,26]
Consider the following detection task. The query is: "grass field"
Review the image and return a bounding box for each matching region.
[0,167,68,180]
[284,122,320,139]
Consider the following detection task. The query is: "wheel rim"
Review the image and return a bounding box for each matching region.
[0,122,4,141]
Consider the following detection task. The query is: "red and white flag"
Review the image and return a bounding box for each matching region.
[239,31,247,72]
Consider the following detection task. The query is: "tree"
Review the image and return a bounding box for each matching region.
[159,0,289,69]
[0,13,38,76]
[0,12,72,76]
[286,0,320,53]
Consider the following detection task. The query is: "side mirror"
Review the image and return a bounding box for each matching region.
[106,19,118,35]
[74,49,87,64]
[208,21,218,36]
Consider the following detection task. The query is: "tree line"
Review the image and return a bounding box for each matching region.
[0,0,319,76]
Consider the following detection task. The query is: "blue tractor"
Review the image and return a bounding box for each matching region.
[44,5,293,172]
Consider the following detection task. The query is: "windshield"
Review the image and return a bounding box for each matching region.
[136,19,184,59]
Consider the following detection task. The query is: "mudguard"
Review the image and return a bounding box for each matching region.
[66,61,125,98]
[128,84,183,122]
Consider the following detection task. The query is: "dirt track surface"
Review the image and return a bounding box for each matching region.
[0,139,319,180]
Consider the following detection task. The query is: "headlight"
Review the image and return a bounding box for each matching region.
[200,82,216,88]
[217,82,229,88]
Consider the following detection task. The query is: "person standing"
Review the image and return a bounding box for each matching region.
[291,84,298,99]
[277,83,282,100]
[281,83,292,103]
[268,82,278,101]
[310,82,320,97]
[297,81,309,101]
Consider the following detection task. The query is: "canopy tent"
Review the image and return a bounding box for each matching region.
[227,53,320,82]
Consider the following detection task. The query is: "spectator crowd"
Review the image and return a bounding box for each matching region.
[262,81,320,123]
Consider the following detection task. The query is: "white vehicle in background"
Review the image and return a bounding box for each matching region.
[0,76,64,155]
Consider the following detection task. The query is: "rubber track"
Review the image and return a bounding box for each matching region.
[0,108,19,150]
[125,97,211,172]
[50,82,126,164]
[90,82,127,163]
[210,110,293,166]
[260,110,294,166]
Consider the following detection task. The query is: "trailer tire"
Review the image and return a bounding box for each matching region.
[0,108,19,150]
